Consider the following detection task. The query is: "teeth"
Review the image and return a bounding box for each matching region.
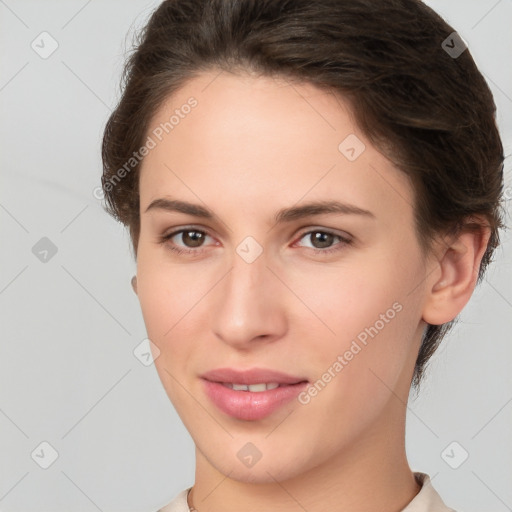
[223,382,280,392]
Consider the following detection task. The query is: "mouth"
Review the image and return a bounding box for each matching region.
[200,367,309,420]
[217,381,307,392]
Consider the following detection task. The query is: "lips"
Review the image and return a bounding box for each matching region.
[200,367,310,420]
[200,367,308,386]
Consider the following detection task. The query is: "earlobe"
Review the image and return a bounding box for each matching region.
[422,225,490,326]
[131,275,138,295]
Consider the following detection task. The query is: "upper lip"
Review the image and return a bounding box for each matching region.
[201,367,308,385]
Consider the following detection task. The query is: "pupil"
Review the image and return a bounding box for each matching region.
[313,232,332,248]
[184,230,203,247]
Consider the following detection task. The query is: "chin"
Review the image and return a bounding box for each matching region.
[203,442,314,484]
[221,464,299,485]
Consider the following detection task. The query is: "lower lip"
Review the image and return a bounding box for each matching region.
[202,379,309,421]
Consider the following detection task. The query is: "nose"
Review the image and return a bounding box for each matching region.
[211,251,288,350]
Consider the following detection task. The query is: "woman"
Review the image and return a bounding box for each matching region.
[101,0,504,510]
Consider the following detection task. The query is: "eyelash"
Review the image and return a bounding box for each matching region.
[158,226,352,256]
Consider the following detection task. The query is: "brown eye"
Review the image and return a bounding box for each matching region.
[159,228,215,255]
[309,231,336,249]
[180,230,206,247]
[295,229,352,255]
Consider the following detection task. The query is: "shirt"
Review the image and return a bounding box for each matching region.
[156,472,457,512]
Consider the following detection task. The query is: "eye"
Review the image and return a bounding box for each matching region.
[294,229,352,255]
[158,227,216,255]
[158,226,352,256]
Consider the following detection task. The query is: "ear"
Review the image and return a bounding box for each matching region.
[422,221,491,326]
[131,275,138,295]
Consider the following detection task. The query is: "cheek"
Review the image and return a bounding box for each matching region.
[287,254,419,342]
[290,268,422,445]
[136,247,184,350]
[136,238,205,327]
[135,245,222,389]
[290,243,424,385]
[135,255,202,407]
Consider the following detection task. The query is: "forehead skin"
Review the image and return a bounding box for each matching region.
[138,71,417,251]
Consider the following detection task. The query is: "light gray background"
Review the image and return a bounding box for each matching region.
[1,1,511,511]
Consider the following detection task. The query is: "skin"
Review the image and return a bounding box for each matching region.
[132,69,489,512]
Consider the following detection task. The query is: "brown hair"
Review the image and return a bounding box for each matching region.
[101,0,505,389]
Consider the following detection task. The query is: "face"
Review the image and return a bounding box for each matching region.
[135,70,429,484]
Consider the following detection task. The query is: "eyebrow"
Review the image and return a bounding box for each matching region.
[144,197,375,223]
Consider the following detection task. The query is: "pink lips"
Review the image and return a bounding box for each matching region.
[201,367,309,421]
[201,367,307,385]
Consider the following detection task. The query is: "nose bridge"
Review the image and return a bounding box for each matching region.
[223,246,270,313]
[224,232,272,295]
[211,242,287,345]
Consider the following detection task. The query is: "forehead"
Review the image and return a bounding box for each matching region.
[139,70,414,224]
